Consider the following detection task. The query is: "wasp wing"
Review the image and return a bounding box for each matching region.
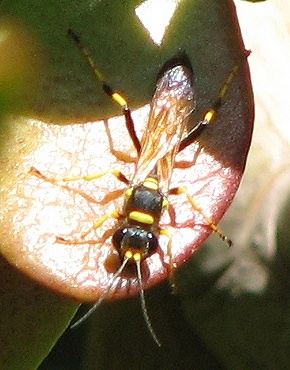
[132,63,196,189]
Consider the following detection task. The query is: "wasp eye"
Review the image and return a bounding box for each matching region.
[146,232,159,255]
[112,227,128,250]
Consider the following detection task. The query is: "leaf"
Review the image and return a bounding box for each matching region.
[0,257,77,370]
[0,0,253,367]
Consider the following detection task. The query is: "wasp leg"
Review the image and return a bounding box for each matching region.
[174,145,202,169]
[179,50,250,152]
[160,228,172,259]
[29,167,100,204]
[103,119,137,163]
[82,210,122,238]
[56,210,122,243]
[29,166,130,186]
[30,164,126,244]
[169,187,232,247]
[159,228,175,280]
[68,28,141,155]
[61,169,130,185]
[29,166,130,209]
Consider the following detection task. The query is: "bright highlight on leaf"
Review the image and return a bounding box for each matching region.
[135,0,183,45]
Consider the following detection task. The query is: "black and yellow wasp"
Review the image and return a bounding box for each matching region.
[30,29,247,346]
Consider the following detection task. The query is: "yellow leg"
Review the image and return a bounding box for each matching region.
[68,29,128,110]
[180,51,250,152]
[170,187,232,247]
[103,120,137,163]
[81,210,121,238]
[160,228,172,261]
[159,228,175,275]
[56,210,122,244]
[62,169,129,184]
[204,51,251,125]
[30,166,125,243]
[68,29,141,154]
[29,166,130,186]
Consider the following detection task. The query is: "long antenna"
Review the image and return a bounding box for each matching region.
[71,257,129,329]
[136,259,161,347]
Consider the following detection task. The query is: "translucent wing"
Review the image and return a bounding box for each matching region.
[132,62,196,190]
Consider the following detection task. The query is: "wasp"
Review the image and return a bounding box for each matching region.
[30,29,248,346]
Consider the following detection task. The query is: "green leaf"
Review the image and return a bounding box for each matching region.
[0,257,78,370]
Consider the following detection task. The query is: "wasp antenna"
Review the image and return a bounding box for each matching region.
[71,257,129,329]
[136,259,161,347]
